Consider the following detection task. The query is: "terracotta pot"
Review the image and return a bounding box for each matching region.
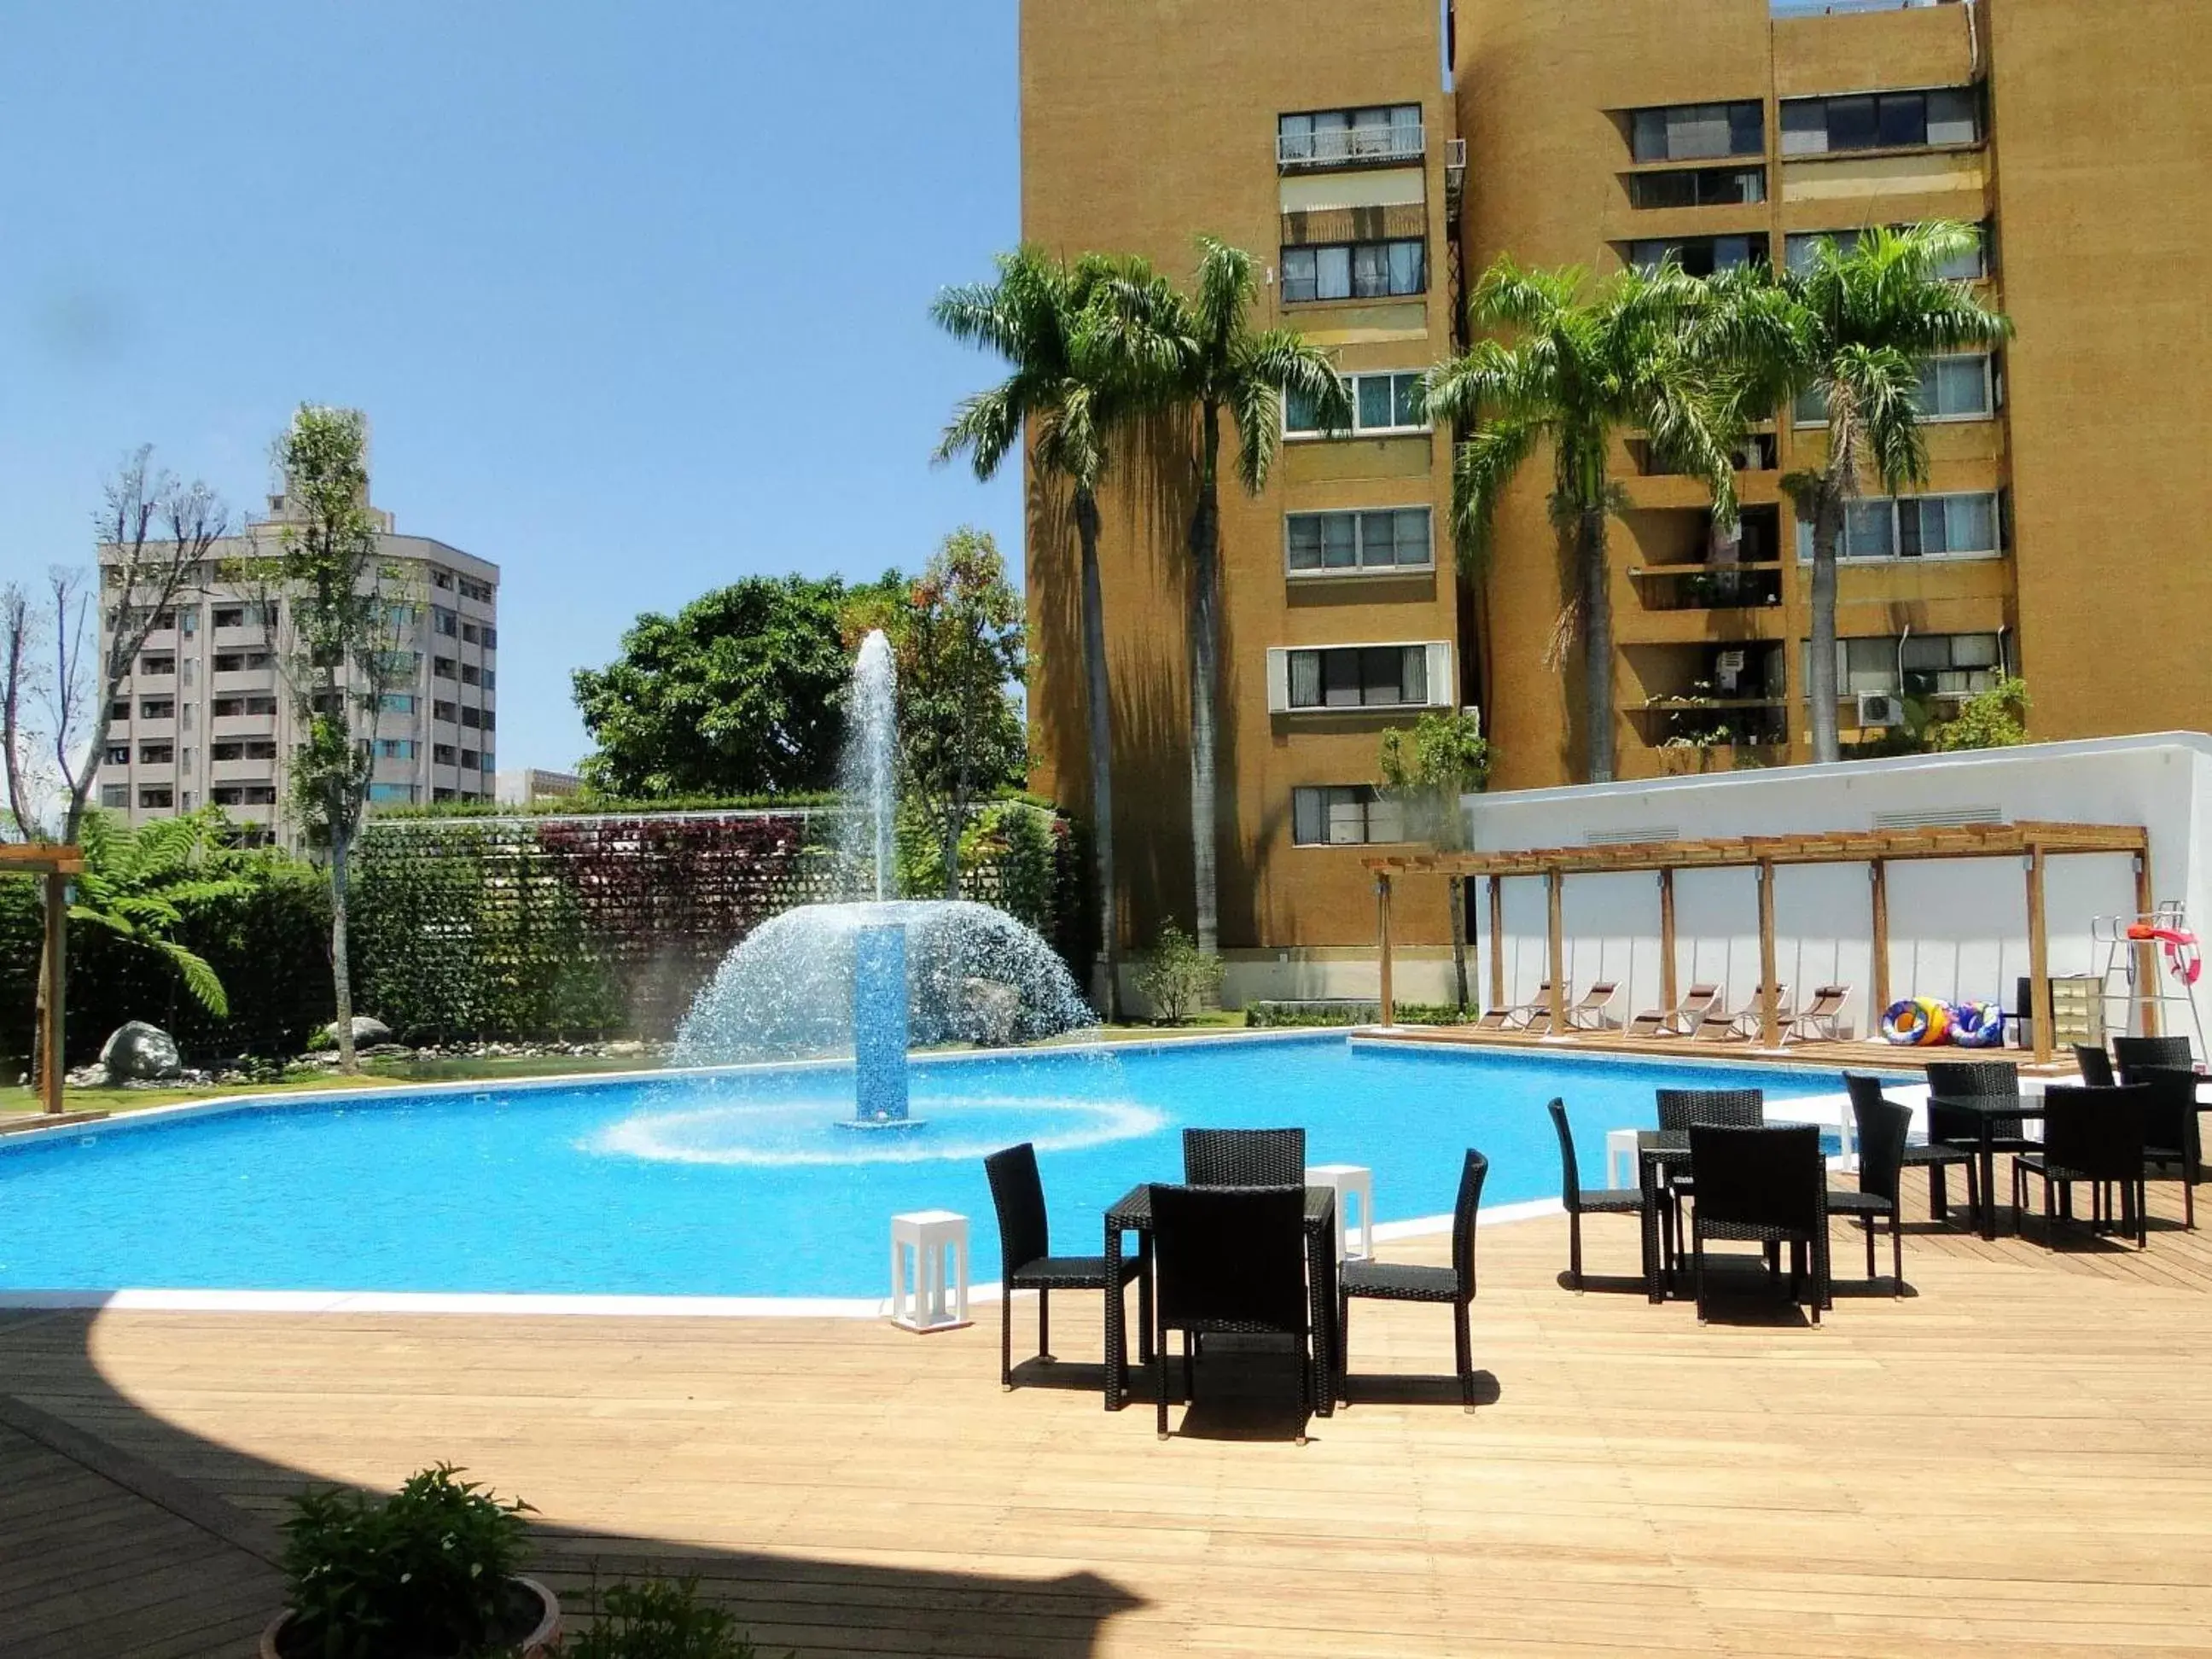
[259,1575,561,1658]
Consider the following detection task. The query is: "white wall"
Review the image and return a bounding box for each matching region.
[1461,733,2212,1050]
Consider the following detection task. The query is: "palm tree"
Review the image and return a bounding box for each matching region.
[932,247,1173,1021]
[69,809,253,1019]
[1705,223,2011,762]
[1426,258,1742,783]
[1147,236,1351,957]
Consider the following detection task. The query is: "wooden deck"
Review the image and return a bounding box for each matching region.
[3,1173,2210,1657]
[1357,1022,2087,1076]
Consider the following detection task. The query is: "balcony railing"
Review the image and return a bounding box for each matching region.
[1278,124,1425,171]
[1628,562,1784,611]
[1771,0,1955,15]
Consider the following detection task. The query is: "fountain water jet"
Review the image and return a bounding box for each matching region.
[672,629,1097,1122]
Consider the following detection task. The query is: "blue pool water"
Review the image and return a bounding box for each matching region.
[0,1035,1859,1298]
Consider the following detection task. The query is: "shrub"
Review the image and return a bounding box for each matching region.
[1135,924,1223,1025]
[1934,675,2030,751]
[568,1576,778,1659]
[279,1463,534,1659]
[1244,999,1476,1029]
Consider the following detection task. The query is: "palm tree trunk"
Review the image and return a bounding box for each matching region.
[329,824,358,1074]
[1807,483,1845,764]
[1074,491,1121,1022]
[1580,507,1615,783]
[1188,406,1223,960]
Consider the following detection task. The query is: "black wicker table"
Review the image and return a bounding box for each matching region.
[1925,1093,2051,1240]
[1101,1183,1339,1416]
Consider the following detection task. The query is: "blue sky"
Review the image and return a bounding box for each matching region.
[0,1,1021,771]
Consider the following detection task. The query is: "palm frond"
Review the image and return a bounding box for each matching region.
[151,938,230,1018]
[1450,416,1546,572]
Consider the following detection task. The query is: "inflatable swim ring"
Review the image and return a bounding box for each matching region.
[1948,1001,2005,1048]
[1880,996,1952,1046]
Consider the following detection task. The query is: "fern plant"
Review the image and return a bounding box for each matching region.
[68,808,256,1017]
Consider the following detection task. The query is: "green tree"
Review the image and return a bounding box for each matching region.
[1705,224,2011,762]
[1144,236,1352,958]
[573,573,899,799]
[933,245,1171,1018]
[1378,710,1493,1010]
[245,407,411,1074]
[879,530,1026,898]
[68,809,255,1019]
[1933,674,2030,752]
[1426,258,1740,783]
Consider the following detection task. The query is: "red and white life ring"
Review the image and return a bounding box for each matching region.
[2128,924,2203,987]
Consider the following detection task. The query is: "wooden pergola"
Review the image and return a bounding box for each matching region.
[3,843,84,1115]
[1365,820,2156,1062]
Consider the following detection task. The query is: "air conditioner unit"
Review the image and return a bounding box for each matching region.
[1444,138,1467,169]
[1857,692,1906,730]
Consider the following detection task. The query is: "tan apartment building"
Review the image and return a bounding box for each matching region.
[96,466,500,843]
[1021,0,2209,1002]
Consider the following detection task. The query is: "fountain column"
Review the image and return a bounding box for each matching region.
[851,923,911,1123]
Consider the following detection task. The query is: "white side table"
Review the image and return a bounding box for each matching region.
[1306,1164,1374,1261]
[1605,1129,1638,1191]
[889,1209,971,1332]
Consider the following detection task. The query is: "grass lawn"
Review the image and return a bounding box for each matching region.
[0,1015,1265,1129]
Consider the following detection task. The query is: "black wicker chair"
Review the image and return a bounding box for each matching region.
[1150,1183,1311,1440]
[1655,1087,1764,1270]
[1688,1123,1830,1324]
[2074,1045,2117,1087]
[1831,1091,1912,1295]
[983,1142,1146,1389]
[1182,1126,1306,1186]
[2135,1067,2202,1229]
[1339,1150,1488,1409]
[2011,1085,2149,1247]
[1547,1099,1643,1289]
[2113,1035,2197,1083]
[1843,1071,1980,1223]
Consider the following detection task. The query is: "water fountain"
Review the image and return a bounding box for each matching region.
[671,629,1098,1126]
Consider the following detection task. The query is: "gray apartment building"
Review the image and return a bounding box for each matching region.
[95,469,500,842]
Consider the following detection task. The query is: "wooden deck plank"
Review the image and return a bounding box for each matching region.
[0,1173,2207,1656]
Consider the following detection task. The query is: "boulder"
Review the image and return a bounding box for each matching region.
[961,978,1023,1048]
[97,1022,182,1083]
[319,1015,393,1048]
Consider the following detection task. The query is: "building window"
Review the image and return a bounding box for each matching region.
[460,662,481,686]
[434,743,457,765]
[1785,222,1989,279]
[140,653,176,676]
[211,694,279,717]
[1796,492,2000,562]
[481,709,497,731]
[139,697,175,719]
[138,787,173,810]
[483,670,496,690]
[433,656,457,679]
[458,577,493,602]
[138,742,173,765]
[1823,632,2003,700]
[178,606,198,637]
[381,692,417,714]
[434,607,458,637]
[1278,103,1423,168]
[460,621,480,644]
[480,752,495,772]
[460,706,481,728]
[1281,238,1426,303]
[1629,101,1763,163]
[460,748,480,770]
[212,650,274,672]
[1287,370,1428,437]
[109,699,131,722]
[103,744,130,765]
[1292,785,1406,847]
[431,568,454,591]
[482,626,498,649]
[1780,86,1980,156]
[1285,508,1433,574]
[1279,643,1435,710]
[380,650,421,678]
[1627,166,1766,209]
[101,784,129,808]
[1628,235,1768,276]
[376,738,418,760]
[434,786,456,801]
[368,782,419,804]
[1793,353,1994,425]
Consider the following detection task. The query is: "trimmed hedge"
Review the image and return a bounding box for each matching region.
[1244,999,1476,1029]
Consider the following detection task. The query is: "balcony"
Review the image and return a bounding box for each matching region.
[1629,562,1784,612]
[1278,123,1424,172]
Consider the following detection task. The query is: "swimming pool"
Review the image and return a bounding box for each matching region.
[0,1034,1863,1301]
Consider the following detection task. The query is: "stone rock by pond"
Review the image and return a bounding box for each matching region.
[98,1022,182,1083]
[319,1015,393,1047]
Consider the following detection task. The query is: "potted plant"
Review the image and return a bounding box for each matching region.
[568,1575,780,1658]
[263,1463,559,1658]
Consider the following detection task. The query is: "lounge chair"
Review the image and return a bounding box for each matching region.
[1781,984,1851,1045]
[1562,981,1621,1032]
[1625,982,1720,1039]
[1691,985,1793,1042]
[1472,981,1553,1031]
